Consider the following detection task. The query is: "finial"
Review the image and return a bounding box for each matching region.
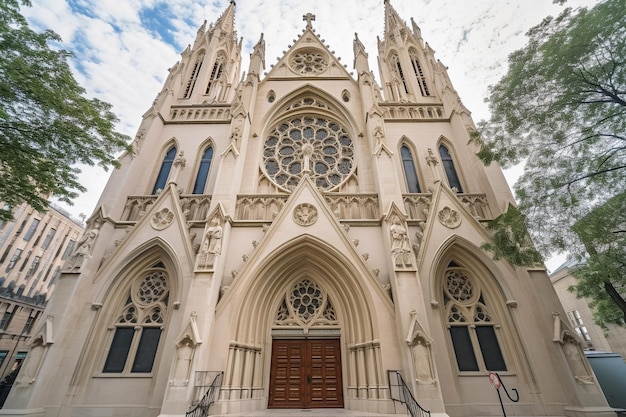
[303,12,316,29]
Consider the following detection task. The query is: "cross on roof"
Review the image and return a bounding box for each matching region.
[303,12,316,29]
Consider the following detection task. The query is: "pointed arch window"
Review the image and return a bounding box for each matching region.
[444,262,506,372]
[206,52,226,95]
[103,263,169,374]
[401,145,421,193]
[192,146,214,194]
[390,54,408,94]
[409,49,430,96]
[152,147,176,194]
[183,53,204,98]
[439,144,463,193]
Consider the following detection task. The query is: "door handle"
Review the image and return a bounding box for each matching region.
[307,374,312,384]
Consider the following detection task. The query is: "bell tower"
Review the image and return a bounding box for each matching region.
[377,0,437,103]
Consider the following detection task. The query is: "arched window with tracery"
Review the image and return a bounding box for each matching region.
[439,144,463,193]
[152,146,176,194]
[401,145,421,193]
[409,49,430,96]
[206,52,226,96]
[192,146,214,194]
[443,261,506,372]
[103,262,170,374]
[274,279,338,328]
[390,54,408,94]
[183,52,204,98]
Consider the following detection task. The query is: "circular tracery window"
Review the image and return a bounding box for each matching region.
[263,115,354,190]
[290,50,328,75]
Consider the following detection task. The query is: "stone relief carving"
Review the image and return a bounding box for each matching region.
[437,206,461,229]
[151,208,174,230]
[406,310,436,385]
[389,215,414,269]
[65,223,101,271]
[197,217,223,269]
[293,203,318,226]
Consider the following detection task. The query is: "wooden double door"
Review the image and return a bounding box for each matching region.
[268,339,344,409]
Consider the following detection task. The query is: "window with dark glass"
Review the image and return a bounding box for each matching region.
[102,264,169,374]
[6,248,22,271]
[409,49,430,96]
[62,239,76,260]
[23,219,40,241]
[444,262,507,372]
[401,145,421,193]
[152,147,177,194]
[439,144,463,192]
[192,146,214,194]
[205,53,225,95]
[390,54,408,94]
[41,228,56,250]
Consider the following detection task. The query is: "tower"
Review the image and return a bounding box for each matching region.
[0,2,614,417]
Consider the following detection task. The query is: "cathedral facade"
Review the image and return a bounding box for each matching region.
[0,2,614,417]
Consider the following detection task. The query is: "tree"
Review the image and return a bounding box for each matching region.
[471,0,625,321]
[0,0,131,221]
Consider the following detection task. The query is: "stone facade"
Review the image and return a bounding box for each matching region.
[0,2,615,417]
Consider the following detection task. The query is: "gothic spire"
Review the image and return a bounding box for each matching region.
[214,0,236,34]
[383,0,408,43]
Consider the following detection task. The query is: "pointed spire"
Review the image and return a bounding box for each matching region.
[383,0,408,40]
[214,0,236,34]
[353,33,369,72]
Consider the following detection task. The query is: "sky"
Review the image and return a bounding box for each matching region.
[22,0,599,269]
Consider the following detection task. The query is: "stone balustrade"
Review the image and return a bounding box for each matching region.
[121,195,211,222]
[403,193,492,222]
[167,105,232,123]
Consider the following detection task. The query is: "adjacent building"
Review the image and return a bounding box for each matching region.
[0,2,615,416]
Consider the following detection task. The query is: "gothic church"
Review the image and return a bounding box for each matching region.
[0,2,614,417]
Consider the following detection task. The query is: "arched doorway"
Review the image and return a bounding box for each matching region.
[268,279,343,408]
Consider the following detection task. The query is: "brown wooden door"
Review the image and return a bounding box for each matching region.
[268,339,343,409]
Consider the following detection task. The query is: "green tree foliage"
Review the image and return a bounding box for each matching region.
[571,192,626,327]
[0,0,131,221]
[471,0,625,323]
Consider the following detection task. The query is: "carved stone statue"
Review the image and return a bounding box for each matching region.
[65,224,100,271]
[389,215,413,268]
[198,217,223,268]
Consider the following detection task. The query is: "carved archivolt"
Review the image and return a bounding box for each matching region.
[438,206,461,229]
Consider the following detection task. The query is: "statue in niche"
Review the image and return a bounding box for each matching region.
[406,310,435,384]
[563,336,593,384]
[18,342,44,384]
[389,215,414,268]
[198,217,223,268]
[173,339,194,385]
[65,223,100,271]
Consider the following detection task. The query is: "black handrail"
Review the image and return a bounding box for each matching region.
[387,370,431,417]
[185,371,223,417]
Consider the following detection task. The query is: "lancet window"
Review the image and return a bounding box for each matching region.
[183,52,204,98]
[401,145,421,193]
[205,52,226,96]
[390,54,409,94]
[409,49,430,96]
[152,146,176,194]
[103,262,170,374]
[439,144,463,193]
[192,146,214,194]
[444,262,506,372]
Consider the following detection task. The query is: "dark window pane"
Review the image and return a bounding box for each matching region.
[103,328,134,373]
[439,145,463,192]
[401,146,421,193]
[131,328,162,373]
[152,147,177,194]
[449,326,479,371]
[193,147,213,194]
[476,326,507,371]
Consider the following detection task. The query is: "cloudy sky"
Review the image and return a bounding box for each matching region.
[23,0,597,266]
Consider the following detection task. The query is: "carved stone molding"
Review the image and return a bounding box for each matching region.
[438,206,461,229]
[293,203,318,226]
[151,208,174,230]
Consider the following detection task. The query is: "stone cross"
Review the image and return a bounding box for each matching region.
[303,13,316,29]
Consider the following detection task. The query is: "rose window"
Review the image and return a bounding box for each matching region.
[263,115,354,190]
[290,50,328,75]
[444,269,475,303]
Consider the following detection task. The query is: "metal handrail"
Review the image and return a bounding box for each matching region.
[185,371,223,417]
[387,370,431,417]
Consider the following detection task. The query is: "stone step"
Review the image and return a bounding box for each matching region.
[210,409,405,417]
